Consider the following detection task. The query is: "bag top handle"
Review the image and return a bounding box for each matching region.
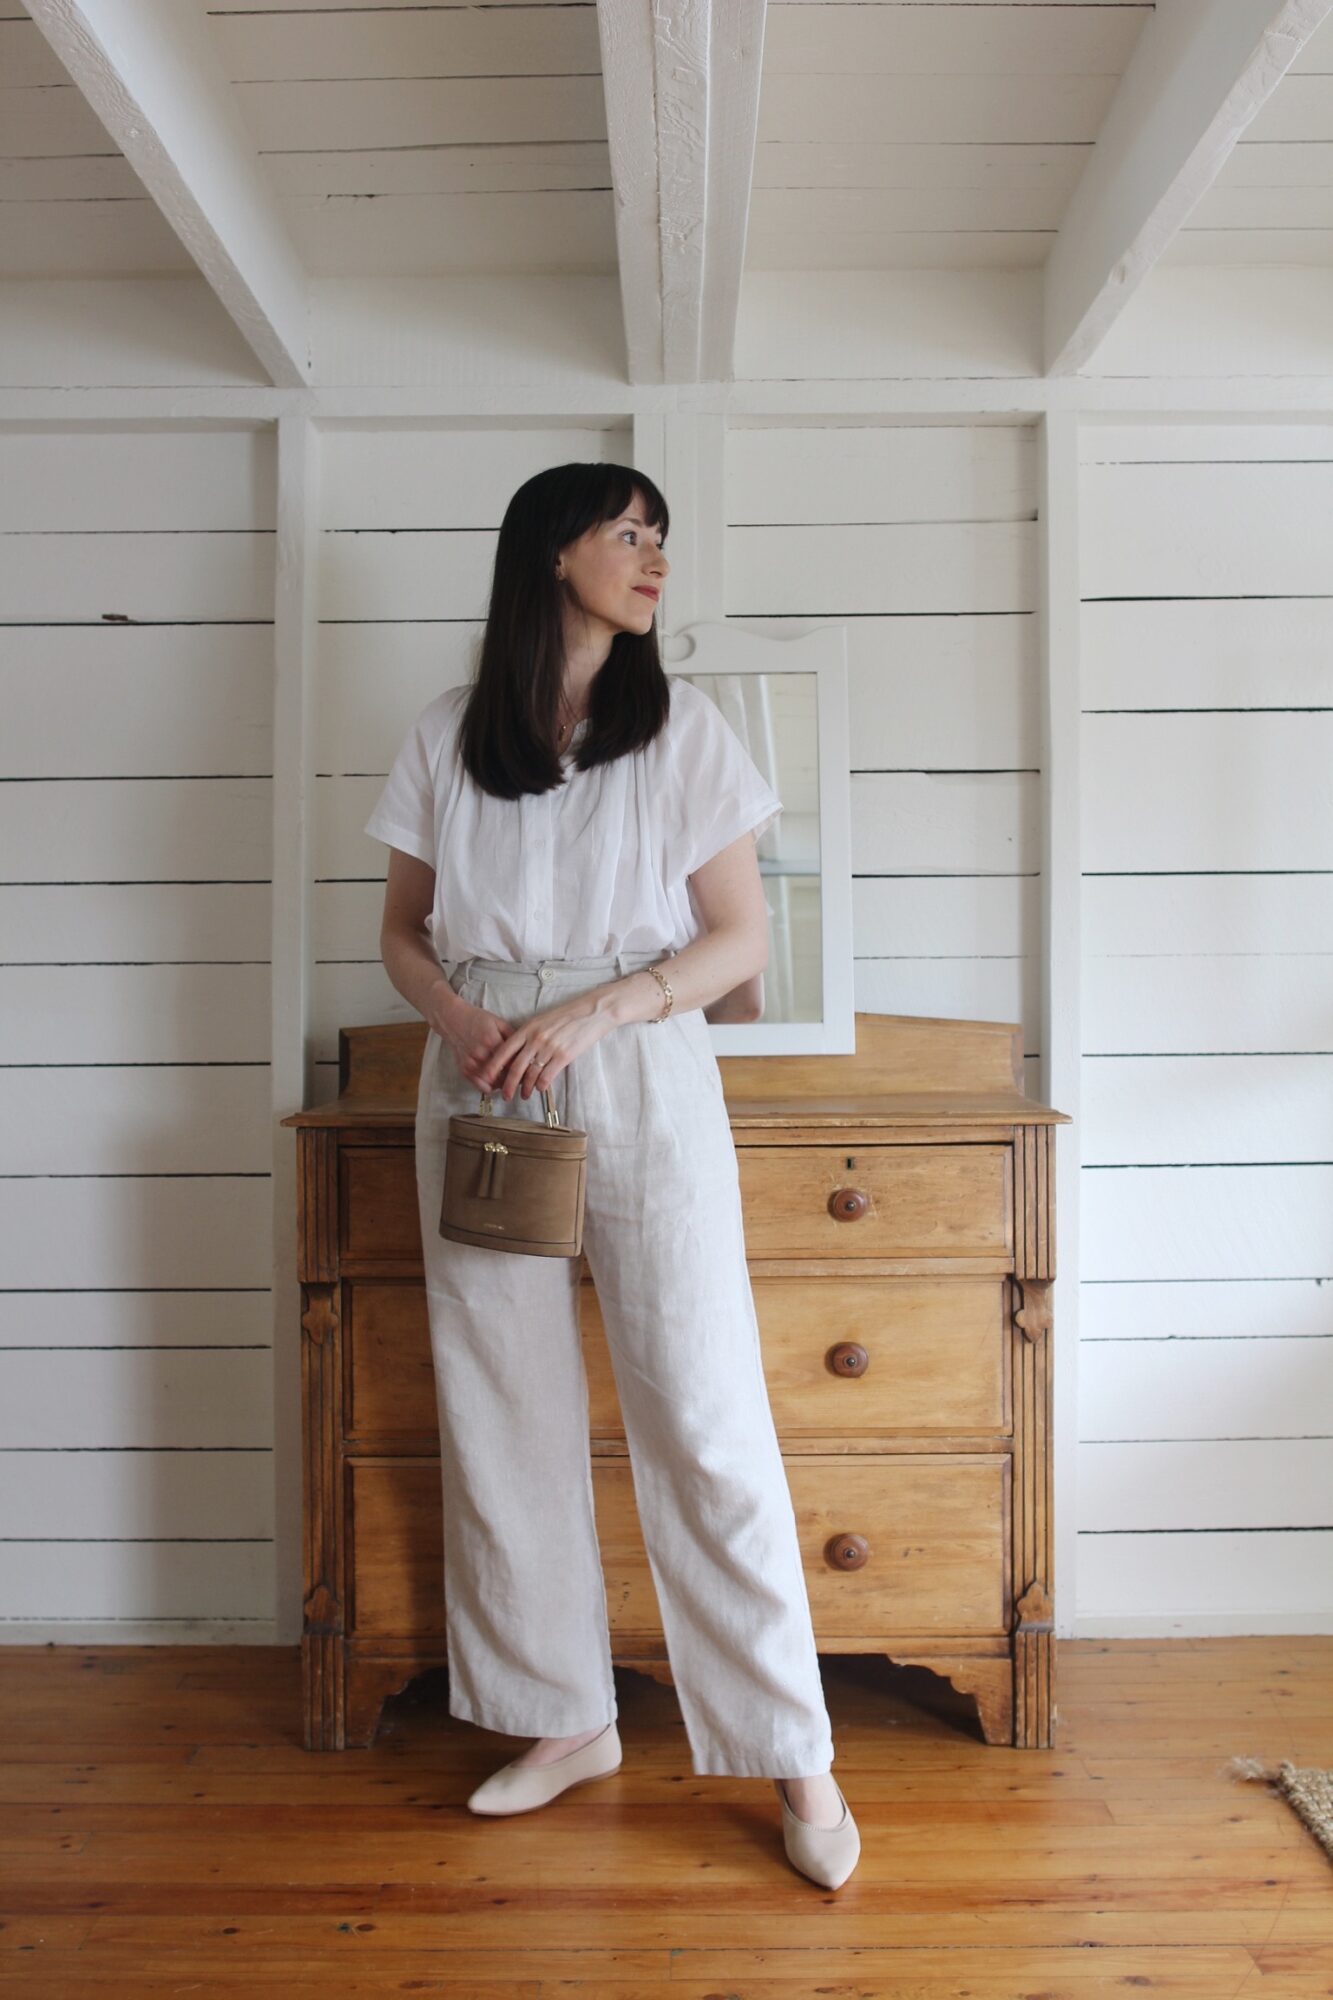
[477,1088,561,1129]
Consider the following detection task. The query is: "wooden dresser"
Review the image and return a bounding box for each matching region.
[282,1011,1070,1753]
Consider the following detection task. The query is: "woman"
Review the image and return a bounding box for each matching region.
[365,462,860,1888]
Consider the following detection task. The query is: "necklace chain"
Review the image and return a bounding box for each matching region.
[556,686,588,743]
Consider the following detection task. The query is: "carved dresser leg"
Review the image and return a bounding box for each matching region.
[301,1272,346,1751]
[1014,1580,1055,1748]
[1012,1260,1056,1750]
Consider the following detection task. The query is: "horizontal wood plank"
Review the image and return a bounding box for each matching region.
[1081,1163,1333,1283]
[0,1348,274,1450]
[1078,1337,1333,1444]
[0,1178,273,1289]
[1078,1439,1333,1530]
[0,1447,273,1538]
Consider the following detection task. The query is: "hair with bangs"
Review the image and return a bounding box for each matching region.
[456,462,671,799]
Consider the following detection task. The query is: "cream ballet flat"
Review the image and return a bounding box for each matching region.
[774,1776,861,1889]
[466,1720,622,1815]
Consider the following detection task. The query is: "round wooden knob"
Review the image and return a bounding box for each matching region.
[829,1187,868,1221]
[828,1341,869,1377]
[825,1532,869,1571]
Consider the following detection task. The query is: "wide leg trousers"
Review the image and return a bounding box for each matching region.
[413,948,836,1779]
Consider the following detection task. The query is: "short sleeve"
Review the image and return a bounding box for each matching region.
[670,681,784,878]
[363,712,437,867]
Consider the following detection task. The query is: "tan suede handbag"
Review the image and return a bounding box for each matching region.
[439,1082,588,1258]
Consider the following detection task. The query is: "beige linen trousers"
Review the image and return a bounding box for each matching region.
[414,948,836,1779]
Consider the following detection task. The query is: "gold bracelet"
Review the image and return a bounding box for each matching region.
[644,958,674,1023]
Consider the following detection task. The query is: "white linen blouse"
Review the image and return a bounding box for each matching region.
[363,673,784,964]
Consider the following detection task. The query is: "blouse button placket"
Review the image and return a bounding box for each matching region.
[543,789,556,958]
[519,793,539,954]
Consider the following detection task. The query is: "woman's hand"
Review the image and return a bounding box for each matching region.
[445,989,620,1101]
[437,994,517,1098]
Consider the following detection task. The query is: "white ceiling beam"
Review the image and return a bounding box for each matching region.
[596,0,767,385]
[24,0,310,387]
[1044,0,1333,377]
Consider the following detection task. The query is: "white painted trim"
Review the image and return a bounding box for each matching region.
[696,3,767,384]
[636,411,729,628]
[693,415,727,621]
[630,410,669,589]
[1038,412,1083,1645]
[23,0,310,387]
[1073,1613,1333,1638]
[597,3,662,385]
[0,1622,281,1645]
[653,1,709,385]
[271,413,319,1645]
[8,382,1333,424]
[5,1614,1325,1644]
[725,384,1333,417]
[662,619,855,1055]
[1044,0,1333,375]
[597,0,767,384]
[6,1616,1328,1644]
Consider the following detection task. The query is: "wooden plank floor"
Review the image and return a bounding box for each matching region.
[0,1640,1329,1996]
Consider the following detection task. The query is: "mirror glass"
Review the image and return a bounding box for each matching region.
[678,670,821,1023]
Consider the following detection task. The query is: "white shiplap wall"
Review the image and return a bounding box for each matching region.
[312,421,633,1090]
[5,402,1327,1642]
[725,420,1042,1090]
[0,423,276,1635]
[1077,421,1333,1630]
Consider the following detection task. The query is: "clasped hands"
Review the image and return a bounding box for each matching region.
[441,987,620,1102]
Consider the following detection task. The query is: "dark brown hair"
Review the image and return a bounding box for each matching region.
[457,462,671,799]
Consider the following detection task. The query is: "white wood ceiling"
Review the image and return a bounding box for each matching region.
[752,4,1333,270]
[1172,9,1333,262]
[3,1,1332,376]
[752,0,1148,270]
[2,0,617,278]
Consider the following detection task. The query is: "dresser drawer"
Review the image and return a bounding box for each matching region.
[338,1139,1014,1269]
[344,1280,436,1438]
[345,1459,662,1641]
[345,1452,1009,1642]
[342,1272,600,1448]
[583,1275,1009,1438]
[340,1146,419,1264]
[344,1278,615,1444]
[345,1279,609,1443]
[749,1274,1009,1435]
[738,1143,1012,1260]
[786,1454,1009,1635]
[345,1272,1010,1443]
[589,1455,1009,1638]
[347,1459,447,1635]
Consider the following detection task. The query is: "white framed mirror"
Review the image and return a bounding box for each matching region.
[663,620,854,1055]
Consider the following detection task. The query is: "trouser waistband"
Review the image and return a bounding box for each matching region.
[445,948,669,983]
